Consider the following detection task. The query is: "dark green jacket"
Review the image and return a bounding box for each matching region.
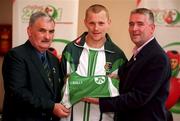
[60,32,127,79]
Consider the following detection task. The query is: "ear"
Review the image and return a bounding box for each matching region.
[108,19,111,25]
[151,23,155,30]
[150,23,155,34]
[27,26,31,37]
[107,19,111,29]
[84,19,87,27]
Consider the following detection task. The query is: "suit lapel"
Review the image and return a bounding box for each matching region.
[122,38,159,90]
[126,56,135,68]
[25,41,55,94]
[46,52,58,94]
[121,56,136,90]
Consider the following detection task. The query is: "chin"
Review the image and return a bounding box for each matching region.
[132,38,140,43]
[93,37,103,41]
[41,46,50,50]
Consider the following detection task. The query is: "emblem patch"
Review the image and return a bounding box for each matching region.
[94,77,105,85]
[104,62,112,73]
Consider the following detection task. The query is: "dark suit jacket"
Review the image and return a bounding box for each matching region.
[99,38,171,121]
[2,41,63,121]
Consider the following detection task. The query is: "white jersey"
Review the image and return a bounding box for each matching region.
[61,43,115,121]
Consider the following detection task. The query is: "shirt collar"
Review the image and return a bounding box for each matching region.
[133,36,154,57]
[36,50,47,60]
[83,42,105,51]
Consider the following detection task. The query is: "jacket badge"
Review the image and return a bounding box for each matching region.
[104,62,112,73]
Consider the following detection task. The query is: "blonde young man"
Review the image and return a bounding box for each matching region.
[60,4,127,121]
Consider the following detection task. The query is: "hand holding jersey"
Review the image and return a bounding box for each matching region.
[61,72,120,108]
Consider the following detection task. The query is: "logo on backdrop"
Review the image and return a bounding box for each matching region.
[21,4,62,22]
[153,9,180,26]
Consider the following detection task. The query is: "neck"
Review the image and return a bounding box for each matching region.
[85,35,106,48]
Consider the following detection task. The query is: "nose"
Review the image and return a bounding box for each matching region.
[94,24,99,31]
[44,32,51,39]
[132,24,139,31]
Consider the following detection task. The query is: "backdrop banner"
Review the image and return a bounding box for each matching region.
[136,0,180,120]
[13,0,79,57]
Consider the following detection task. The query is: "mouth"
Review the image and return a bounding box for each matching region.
[132,33,140,38]
[92,32,101,37]
[93,31,101,34]
[133,33,140,36]
[131,35,140,40]
[41,40,50,43]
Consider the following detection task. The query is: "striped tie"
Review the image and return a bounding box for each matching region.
[41,54,54,88]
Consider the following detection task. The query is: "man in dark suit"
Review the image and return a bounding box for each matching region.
[2,11,69,121]
[99,8,171,121]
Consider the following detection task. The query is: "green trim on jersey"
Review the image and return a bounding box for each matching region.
[88,49,98,76]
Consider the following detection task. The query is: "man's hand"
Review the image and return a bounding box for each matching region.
[108,73,119,80]
[53,103,70,118]
[81,97,99,104]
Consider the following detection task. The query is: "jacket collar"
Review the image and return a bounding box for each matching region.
[73,32,116,53]
[135,38,159,59]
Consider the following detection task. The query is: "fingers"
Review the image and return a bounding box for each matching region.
[64,74,70,83]
[81,97,99,104]
[60,103,70,113]
[108,73,119,80]
[53,103,70,117]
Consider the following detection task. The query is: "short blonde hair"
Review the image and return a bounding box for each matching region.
[85,4,109,20]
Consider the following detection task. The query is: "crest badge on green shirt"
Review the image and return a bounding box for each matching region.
[104,62,112,73]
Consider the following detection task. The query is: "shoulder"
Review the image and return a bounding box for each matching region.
[105,34,125,54]
[144,45,170,68]
[47,51,59,61]
[5,43,26,58]
[63,32,86,52]
[105,39,127,59]
[63,39,84,55]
